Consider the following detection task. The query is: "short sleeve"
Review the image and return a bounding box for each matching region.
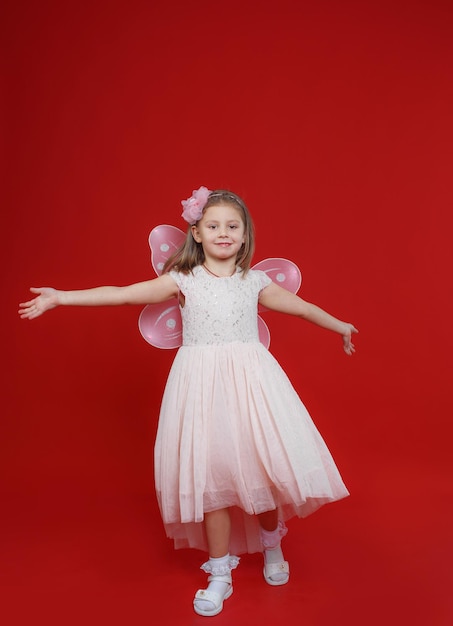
[169,270,186,293]
[254,270,272,291]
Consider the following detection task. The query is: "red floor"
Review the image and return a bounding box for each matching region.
[2,461,451,626]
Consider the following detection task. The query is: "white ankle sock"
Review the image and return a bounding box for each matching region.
[206,554,231,595]
[261,524,288,583]
[195,554,231,612]
[264,543,285,565]
[260,525,284,550]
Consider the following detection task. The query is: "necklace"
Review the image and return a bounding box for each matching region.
[202,264,236,278]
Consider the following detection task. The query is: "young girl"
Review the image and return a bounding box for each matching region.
[19,187,357,617]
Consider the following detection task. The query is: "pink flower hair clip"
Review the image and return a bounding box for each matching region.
[181,186,211,224]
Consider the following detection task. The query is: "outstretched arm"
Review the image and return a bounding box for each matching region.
[259,282,358,355]
[19,274,179,320]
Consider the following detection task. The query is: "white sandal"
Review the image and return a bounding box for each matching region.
[193,574,234,617]
[263,560,290,586]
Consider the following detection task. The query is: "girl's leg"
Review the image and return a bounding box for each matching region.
[257,509,289,586]
[193,508,239,617]
[257,508,279,531]
[205,508,231,557]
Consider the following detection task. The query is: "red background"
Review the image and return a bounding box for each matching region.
[2,1,453,624]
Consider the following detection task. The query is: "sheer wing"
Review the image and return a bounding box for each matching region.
[257,316,271,350]
[253,258,302,348]
[139,225,186,348]
[149,225,186,275]
[252,258,302,313]
[138,300,183,349]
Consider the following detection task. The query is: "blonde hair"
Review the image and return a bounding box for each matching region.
[163,189,255,275]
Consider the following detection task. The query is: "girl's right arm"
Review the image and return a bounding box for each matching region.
[18,274,179,320]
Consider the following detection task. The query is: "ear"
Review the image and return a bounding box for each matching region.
[191,224,202,243]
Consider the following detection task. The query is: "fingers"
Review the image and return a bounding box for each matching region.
[26,287,43,297]
[19,298,37,308]
[19,290,41,310]
[18,288,47,319]
[342,323,358,355]
[18,306,35,319]
[343,338,355,355]
[18,295,42,319]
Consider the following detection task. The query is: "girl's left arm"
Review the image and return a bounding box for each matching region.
[259,282,358,355]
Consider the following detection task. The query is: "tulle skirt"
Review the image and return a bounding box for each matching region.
[154,341,349,554]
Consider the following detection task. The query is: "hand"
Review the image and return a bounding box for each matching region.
[19,287,60,320]
[342,323,358,355]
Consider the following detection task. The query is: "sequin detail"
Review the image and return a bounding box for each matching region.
[169,266,271,346]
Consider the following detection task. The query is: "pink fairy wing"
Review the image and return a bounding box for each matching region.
[253,258,302,313]
[253,257,302,292]
[138,300,182,349]
[257,315,271,349]
[149,225,186,275]
[138,225,186,349]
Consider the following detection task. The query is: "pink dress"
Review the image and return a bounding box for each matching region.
[154,265,349,554]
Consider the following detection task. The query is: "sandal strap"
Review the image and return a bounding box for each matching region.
[194,588,223,604]
[207,574,232,584]
[264,561,290,576]
[193,583,234,616]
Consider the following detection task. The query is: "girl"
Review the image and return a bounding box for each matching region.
[19,187,357,617]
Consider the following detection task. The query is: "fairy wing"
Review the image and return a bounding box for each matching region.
[139,225,185,349]
[149,224,186,275]
[252,258,302,313]
[252,258,302,349]
[257,316,271,350]
[138,300,183,349]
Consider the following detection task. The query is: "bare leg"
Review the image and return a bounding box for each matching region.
[204,508,231,557]
[257,508,279,531]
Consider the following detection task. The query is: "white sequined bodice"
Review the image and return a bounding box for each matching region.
[170,266,271,346]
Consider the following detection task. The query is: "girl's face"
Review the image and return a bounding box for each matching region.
[191,203,246,263]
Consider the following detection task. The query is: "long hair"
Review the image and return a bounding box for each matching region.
[162,189,255,275]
